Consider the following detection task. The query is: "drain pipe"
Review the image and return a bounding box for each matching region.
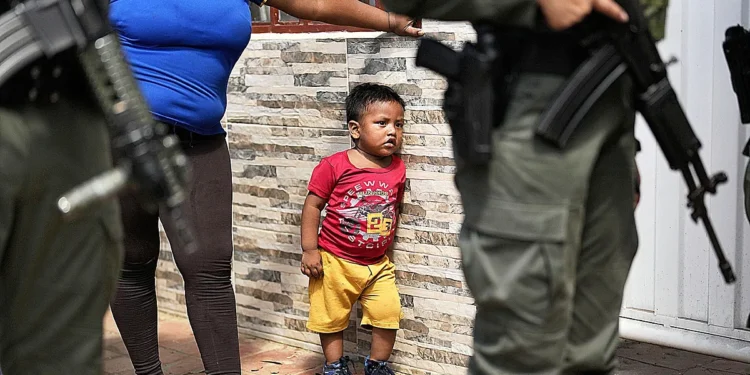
[620,318,750,363]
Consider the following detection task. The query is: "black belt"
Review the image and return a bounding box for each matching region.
[486,27,589,77]
[0,0,97,106]
[0,0,95,89]
[478,28,589,123]
[164,123,226,143]
[517,37,588,77]
[0,49,93,105]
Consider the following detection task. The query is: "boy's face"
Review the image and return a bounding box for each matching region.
[349,100,404,158]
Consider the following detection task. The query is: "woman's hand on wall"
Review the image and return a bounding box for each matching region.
[266,0,424,37]
[388,12,422,37]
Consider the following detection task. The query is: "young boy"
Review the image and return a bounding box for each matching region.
[300,83,407,375]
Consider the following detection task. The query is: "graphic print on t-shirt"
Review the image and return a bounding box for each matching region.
[336,180,397,249]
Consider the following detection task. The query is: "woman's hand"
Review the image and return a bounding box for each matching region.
[388,12,423,37]
[301,248,324,278]
[266,0,423,37]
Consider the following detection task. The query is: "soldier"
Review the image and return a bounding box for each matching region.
[1,1,132,374]
[0,51,124,374]
[0,37,124,375]
[381,0,668,374]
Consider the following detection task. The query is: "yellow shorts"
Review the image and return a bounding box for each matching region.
[306,250,402,333]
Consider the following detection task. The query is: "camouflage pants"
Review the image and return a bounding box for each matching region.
[0,96,123,374]
[455,73,639,375]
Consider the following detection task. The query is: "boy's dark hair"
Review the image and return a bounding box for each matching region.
[346,83,406,123]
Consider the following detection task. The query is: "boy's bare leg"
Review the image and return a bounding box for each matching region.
[321,332,345,363]
[370,328,397,361]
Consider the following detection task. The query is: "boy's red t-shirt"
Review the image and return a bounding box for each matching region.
[307,150,406,265]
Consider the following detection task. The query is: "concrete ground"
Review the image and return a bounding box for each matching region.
[102,312,750,375]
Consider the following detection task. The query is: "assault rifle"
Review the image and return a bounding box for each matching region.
[0,0,196,252]
[534,0,738,310]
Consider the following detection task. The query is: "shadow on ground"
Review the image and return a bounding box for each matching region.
[103,312,750,375]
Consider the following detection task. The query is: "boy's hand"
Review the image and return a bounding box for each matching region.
[301,249,324,278]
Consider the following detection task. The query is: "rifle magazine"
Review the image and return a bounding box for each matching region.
[535,45,625,149]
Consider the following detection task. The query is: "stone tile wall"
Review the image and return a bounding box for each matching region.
[155,21,477,374]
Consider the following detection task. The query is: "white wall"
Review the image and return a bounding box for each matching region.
[621,0,750,361]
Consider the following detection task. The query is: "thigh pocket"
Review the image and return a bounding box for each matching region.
[460,200,575,334]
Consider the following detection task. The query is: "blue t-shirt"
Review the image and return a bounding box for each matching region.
[110,0,261,135]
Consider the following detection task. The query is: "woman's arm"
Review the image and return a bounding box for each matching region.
[265,0,423,37]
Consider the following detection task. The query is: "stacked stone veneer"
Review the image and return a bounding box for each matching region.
[154,21,478,374]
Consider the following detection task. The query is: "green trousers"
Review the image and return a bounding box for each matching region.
[0,96,123,374]
[455,72,638,375]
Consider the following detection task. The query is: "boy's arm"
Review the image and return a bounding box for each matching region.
[301,192,327,252]
[300,192,327,278]
[387,174,406,263]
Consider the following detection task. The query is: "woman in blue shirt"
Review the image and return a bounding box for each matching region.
[107,1,421,374]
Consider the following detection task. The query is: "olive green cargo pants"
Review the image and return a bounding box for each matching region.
[0,96,123,374]
[455,73,638,375]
